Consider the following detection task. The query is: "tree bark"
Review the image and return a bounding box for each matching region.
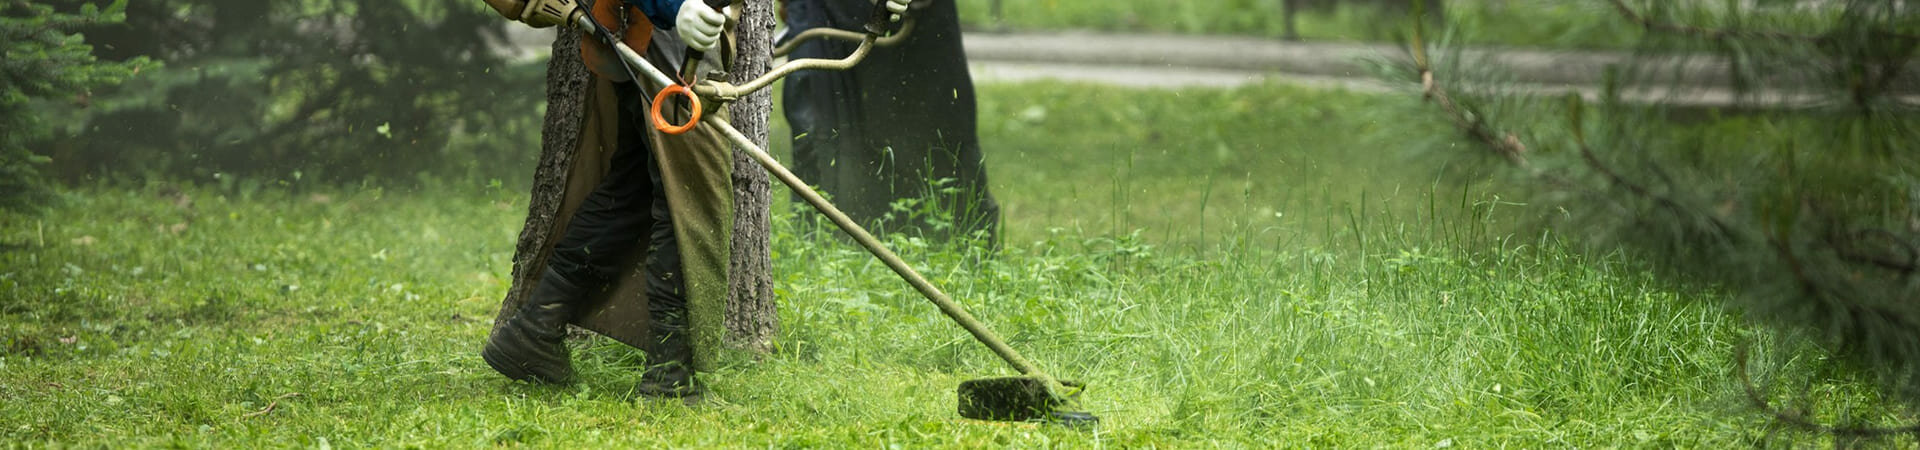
[493,27,591,332]
[496,18,778,356]
[1283,0,1300,41]
[724,0,778,353]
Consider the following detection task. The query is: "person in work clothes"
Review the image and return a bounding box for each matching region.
[477,0,730,399]
[474,0,908,399]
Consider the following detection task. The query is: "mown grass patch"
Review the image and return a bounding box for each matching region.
[2,81,1911,446]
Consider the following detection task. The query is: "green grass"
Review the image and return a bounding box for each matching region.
[3,82,1913,446]
[968,82,1462,253]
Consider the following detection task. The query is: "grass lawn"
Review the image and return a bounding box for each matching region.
[3,81,1910,446]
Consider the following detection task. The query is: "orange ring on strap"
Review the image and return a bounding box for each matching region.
[650,84,701,135]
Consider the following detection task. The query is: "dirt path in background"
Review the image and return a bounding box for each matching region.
[959,31,1859,107]
[501,27,1897,107]
[501,27,1636,85]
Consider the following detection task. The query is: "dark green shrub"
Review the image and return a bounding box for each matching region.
[1,0,152,212]
[40,0,543,186]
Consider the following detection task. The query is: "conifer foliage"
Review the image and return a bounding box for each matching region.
[0,0,152,211]
[1406,0,1919,437]
[35,0,543,184]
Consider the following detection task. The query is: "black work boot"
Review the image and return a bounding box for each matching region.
[481,268,580,384]
[635,318,701,399]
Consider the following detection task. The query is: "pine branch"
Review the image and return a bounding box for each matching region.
[1817,213,1920,277]
[1604,0,1920,43]
[1408,34,1741,243]
[1405,2,1920,439]
[1735,342,1920,439]
[1408,13,1920,440]
[1572,130,1742,244]
[1604,0,1817,42]
[1409,38,1529,167]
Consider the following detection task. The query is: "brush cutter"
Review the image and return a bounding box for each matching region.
[575,0,1096,427]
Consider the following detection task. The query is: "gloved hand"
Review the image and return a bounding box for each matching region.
[676,1,728,52]
[504,0,583,28]
[884,0,909,21]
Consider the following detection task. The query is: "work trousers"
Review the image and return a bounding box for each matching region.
[544,81,689,326]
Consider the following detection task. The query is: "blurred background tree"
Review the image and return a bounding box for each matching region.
[1406,0,1920,437]
[1,0,152,212]
[32,0,544,187]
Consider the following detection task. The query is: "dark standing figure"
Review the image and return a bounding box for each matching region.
[780,0,1001,245]
[477,0,729,399]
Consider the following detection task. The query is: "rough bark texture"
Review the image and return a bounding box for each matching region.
[724,0,778,353]
[492,27,591,332]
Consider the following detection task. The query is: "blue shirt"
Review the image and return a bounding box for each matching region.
[623,0,687,30]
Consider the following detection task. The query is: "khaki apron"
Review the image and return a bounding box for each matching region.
[495,21,737,372]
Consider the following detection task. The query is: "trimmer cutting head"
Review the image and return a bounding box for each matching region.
[957,377,1099,428]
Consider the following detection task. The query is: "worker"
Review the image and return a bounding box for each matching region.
[474,0,907,399]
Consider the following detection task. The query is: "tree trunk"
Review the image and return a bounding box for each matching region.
[492,27,591,333]
[724,0,778,353]
[496,17,777,356]
[1283,0,1300,41]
